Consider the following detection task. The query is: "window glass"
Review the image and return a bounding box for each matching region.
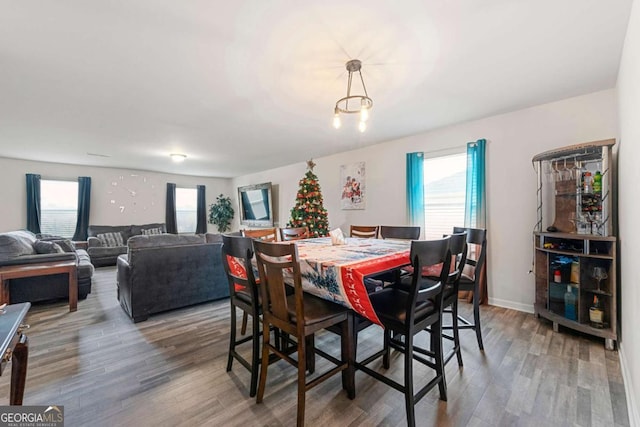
[176,187,197,233]
[41,180,78,238]
[423,152,467,240]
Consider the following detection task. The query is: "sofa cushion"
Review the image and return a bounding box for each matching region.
[88,225,132,241]
[131,223,166,236]
[97,232,124,247]
[0,232,37,261]
[33,240,65,254]
[141,227,163,235]
[128,234,205,250]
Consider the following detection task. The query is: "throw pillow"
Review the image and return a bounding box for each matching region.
[97,232,124,247]
[34,240,65,254]
[0,234,36,261]
[54,239,77,253]
[141,227,163,235]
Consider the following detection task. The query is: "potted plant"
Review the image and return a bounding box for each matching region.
[208,194,234,232]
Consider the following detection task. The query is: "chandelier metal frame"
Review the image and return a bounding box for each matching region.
[334,59,373,115]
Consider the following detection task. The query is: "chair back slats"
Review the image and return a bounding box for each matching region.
[408,237,451,308]
[263,262,291,323]
[243,228,278,242]
[447,233,468,285]
[379,226,421,240]
[221,235,259,300]
[350,225,379,238]
[452,227,486,281]
[253,241,303,332]
[279,226,310,241]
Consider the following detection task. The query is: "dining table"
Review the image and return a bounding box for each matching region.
[286,237,411,324]
[231,236,412,324]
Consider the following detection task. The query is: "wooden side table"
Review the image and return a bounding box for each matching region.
[0,302,30,405]
[0,261,78,312]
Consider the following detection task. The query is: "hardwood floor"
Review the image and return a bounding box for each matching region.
[0,267,629,426]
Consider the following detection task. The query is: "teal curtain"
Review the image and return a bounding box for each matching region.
[166,183,178,234]
[464,139,487,228]
[72,176,91,241]
[195,185,206,234]
[26,173,41,234]
[406,152,424,229]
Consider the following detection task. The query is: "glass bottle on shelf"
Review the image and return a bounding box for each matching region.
[564,285,577,321]
[583,171,592,193]
[589,295,604,328]
[593,171,602,195]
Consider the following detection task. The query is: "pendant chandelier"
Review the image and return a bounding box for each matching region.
[333,59,373,132]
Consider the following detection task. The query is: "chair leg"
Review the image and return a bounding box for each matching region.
[297,335,307,427]
[241,311,249,335]
[227,304,237,372]
[452,300,463,367]
[431,319,447,401]
[305,335,315,374]
[256,318,272,404]
[472,290,484,350]
[249,309,260,397]
[404,333,416,427]
[383,328,391,369]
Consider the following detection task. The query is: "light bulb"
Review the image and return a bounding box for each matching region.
[333,111,341,129]
[360,99,369,122]
[360,108,369,122]
[358,120,366,133]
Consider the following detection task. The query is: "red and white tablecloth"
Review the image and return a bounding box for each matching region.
[294,237,410,325]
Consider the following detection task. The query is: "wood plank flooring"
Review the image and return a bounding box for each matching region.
[0,267,629,426]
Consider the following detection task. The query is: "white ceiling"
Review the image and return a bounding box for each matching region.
[0,1,633,178]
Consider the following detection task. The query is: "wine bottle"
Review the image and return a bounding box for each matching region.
[589,295,604,328]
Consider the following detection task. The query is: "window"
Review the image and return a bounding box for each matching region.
[423,151,466,240]
[176,187,197,233]
[40,179,78,238]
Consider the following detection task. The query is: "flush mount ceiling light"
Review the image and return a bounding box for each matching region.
[333,59,373,132]
[170,153,187,163]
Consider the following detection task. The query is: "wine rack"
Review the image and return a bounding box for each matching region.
[532,139,617,350]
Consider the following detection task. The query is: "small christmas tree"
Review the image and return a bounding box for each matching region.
[288,159,330,237]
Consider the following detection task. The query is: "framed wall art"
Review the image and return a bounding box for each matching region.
[340,162,365,210]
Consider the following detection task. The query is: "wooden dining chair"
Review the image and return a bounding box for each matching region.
[379,225,421,240]
[253,240,354,427]
[242,228,278,242]
[279,226,310,241]
[450,226,487,350]
[441,233,467,366]
[221,235,262,397]
[356,237,451,427]
[349,225,379,239]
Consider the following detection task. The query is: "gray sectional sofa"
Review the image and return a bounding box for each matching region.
[87,223,166,267]
[116,233,229,322]
[0,230,94,303]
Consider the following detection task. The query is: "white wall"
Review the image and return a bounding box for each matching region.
[617,0,640,424]
[0,158,231,233]
[233,89,618,313]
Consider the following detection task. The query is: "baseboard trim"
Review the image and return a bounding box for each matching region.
[619,343,639,427]
[488,297,534,314]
